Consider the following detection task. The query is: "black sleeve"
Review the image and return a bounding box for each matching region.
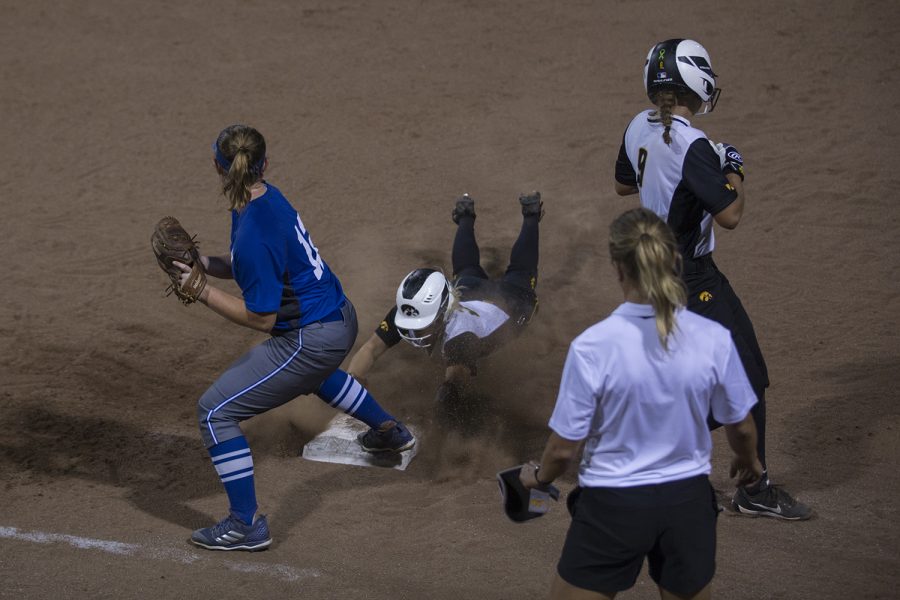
[374,306,402,348]
[682,139,737,216]
[614,132,637,186]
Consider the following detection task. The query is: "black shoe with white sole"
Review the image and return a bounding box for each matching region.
[732,483,812,521]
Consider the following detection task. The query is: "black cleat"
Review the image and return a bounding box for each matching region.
[519,191,543,221]
[732,483,812,521]
[452,193,476,224]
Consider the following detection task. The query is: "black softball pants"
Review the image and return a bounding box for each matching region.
[683,255,770,469]
[451,212,540,292]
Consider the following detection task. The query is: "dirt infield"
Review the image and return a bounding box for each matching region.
[1,1,898,598]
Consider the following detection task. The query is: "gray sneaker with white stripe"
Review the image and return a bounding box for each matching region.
[732,484,812,521]
[190,514,272,551]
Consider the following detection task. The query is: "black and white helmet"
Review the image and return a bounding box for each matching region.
[644,39,721,114]
[394,268,452,349]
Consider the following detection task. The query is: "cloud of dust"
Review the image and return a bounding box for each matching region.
[244,205,618,480]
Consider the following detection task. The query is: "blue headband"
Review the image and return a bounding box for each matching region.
[212,141,265,174]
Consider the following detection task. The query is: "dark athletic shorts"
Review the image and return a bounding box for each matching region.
[557,475,718,596]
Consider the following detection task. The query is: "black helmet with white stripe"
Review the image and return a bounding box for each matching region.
[394,268,452,349]
[644,39,721,114]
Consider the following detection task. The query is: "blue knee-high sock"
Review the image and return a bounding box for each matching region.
[317,369,395,428]
[208,435,257,525]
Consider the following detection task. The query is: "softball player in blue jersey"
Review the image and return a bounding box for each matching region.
[613,39,810,520]
[173,124,414,551]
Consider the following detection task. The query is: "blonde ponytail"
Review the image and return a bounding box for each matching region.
[609,208,686,349]
[213,125,267,211]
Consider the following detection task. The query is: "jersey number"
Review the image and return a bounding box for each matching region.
[294,214,325,280]
[636,147,648,187]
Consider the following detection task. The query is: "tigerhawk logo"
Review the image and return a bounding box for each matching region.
[379,320,389,332]
[699,291,713,302]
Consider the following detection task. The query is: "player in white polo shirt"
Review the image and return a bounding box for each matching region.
[612,38,811,520]
[520,208,762,600]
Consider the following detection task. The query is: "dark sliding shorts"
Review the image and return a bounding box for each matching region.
[557,475,719,596]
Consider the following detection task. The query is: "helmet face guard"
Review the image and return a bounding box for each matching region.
[696,87,721,115]
[397,318,443,350]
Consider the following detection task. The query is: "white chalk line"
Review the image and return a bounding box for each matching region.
[0,526,321,582]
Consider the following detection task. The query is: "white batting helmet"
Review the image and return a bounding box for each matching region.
[644,39,721,114]
[394,268,452,349]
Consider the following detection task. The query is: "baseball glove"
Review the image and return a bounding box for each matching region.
[151,216,207,304]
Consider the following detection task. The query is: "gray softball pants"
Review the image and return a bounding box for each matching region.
[197,301,358,448]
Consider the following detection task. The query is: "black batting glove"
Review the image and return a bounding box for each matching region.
[720,143,744,181]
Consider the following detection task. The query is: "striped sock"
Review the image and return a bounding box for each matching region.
[316,369,394,429]
[209,436,257,525]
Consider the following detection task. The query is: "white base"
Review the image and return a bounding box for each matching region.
[301,414,418,471]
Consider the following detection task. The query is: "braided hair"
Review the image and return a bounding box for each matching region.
[650,89,702,145]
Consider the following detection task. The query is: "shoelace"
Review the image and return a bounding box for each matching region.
[769,485,797,507]
[210,516,242,537]
[757,484,793,508]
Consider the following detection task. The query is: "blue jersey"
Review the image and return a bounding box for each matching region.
[230,183,345,331]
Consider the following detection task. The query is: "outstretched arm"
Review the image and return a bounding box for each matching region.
[347,333,390,387]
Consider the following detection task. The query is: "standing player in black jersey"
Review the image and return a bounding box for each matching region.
[613,38,811,520]
[346,192,541,435]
